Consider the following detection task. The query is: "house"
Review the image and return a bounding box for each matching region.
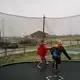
[30,30,49,39]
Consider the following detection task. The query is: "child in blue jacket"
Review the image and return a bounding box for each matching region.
[50,40,71,72]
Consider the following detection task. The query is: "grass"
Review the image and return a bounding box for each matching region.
[0,44,80,65]
[0,50,80,65]
[65,45,80,51]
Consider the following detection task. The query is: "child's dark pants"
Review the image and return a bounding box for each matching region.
[52,56,61,70]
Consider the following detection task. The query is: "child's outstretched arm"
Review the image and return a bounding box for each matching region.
[44,45,50,50]
[62,47,71,60]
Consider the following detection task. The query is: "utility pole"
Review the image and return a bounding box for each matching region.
[43,15,46,41]
[0,29,1,38]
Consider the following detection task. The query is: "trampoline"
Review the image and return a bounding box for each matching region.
[0,61,80,80]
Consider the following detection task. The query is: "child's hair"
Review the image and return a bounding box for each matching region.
[41,40,44,43]
[40,40,46,44]
[57,40,62,45]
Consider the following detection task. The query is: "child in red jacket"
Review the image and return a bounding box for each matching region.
[37,40,50,68]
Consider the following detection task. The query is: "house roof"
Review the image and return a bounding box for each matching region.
[31,30,48,37]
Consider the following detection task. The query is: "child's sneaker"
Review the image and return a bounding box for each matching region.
[54,69,60,73]
[46,62,49,65]
[37,65,41,69]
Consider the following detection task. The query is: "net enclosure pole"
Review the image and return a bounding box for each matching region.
[43,15,45,41]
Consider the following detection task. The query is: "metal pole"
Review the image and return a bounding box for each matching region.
[43,15,45,41]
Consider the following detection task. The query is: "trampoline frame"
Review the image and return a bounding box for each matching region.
[0,60,80,68]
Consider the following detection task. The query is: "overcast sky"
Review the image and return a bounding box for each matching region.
[0,0,80,17]
[0,0,80,36]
